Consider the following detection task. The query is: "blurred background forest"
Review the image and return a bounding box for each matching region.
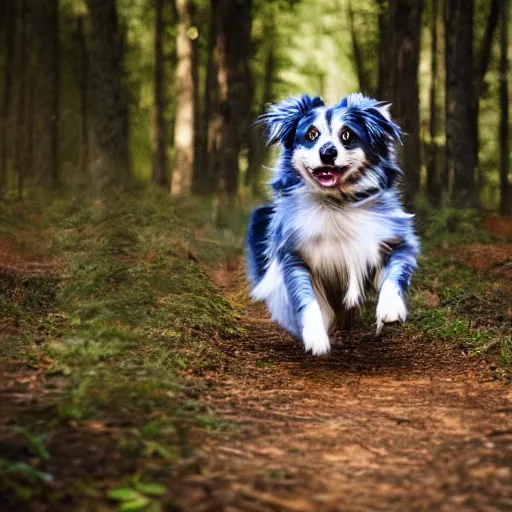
[0,0,510,212]
[2,2,512,509]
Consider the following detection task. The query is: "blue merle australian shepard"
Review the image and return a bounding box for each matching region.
[246,93,420,356]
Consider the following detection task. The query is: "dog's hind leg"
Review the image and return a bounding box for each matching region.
[280,251,331,356]
[246,204,274,287]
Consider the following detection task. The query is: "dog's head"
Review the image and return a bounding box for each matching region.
[258,93,402,198]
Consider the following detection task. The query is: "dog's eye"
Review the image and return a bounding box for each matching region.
[305,126,319,142]
[340,127,355,146]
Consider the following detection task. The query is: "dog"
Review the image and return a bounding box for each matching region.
[246,93,420,356]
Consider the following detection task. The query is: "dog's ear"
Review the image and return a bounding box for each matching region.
[367,103,402,144]
[377,103,392,122]
[370,103,402,143]
[339,94,401,145]
[256,95,325,148]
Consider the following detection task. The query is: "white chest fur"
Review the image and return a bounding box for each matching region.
[293,196,395,309]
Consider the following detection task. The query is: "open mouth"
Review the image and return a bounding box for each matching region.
[309,166,347,188]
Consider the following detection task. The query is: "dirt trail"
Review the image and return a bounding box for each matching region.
[1,233,511,511]
[175,269,512,512]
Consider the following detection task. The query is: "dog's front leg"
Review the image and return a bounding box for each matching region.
[376,240,418,334]
[280,251,331,355]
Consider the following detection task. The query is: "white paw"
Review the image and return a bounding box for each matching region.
[301,301,331,356]
[376,280,407,334]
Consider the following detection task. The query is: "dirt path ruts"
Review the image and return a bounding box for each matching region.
[174,271,512,512]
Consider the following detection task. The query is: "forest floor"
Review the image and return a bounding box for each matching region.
[1,195,511,511]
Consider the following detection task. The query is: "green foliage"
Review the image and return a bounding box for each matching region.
[0,274,57,316]
[0,190,238,506]
[0,458,53,502]
[415,205,495,249]
[409,254,511,369]
[12,428,50,461]
[108,483,165,512]
[108,475,167,512]
[0,459,52,484]
[275,0,359,101]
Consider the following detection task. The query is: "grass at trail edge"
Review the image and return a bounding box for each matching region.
[0,192,510,509]
[0,189,240,508]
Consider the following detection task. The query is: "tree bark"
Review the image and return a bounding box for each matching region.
[192,3,214,195]
[15,0,27,200]
[476,0,500,101]
[29,0,60,188]
[246,17,275,195]
[348,2,373,95]
[86,0,131,191]
[378,0,424,205]
[25,80,35,183]
[376,0,393,100]
[190,2,202,195]
[475,0,500,200]
[204,2,222,195]
[499,0,510,215]
[207,0,253,199]
[172,0,196,198]
[153,0,169,188]
[77,14,90,178]
[0,0,16,194]
[426,0,441,206]
[445,0,476,208]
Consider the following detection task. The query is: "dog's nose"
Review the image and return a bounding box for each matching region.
[319,143,338,165]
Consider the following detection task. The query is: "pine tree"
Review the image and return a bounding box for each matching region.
[86,0,131,190]
[172,0,196,197]
[445,0,476,208]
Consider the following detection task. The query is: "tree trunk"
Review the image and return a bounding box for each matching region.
[15,0,27,200]
[246,18,275,195]
[30,0,60,188]
[225,0,253,199]
[476,0,500,101]
[77,14,90,178]
[378,0,424,205]
[192,3,214,195]
[25,80,35,183]
[426,0,441,206]
[208,0,253,199]
[50,0,60,188]
[190,2,202,194]
[348,2,373,95]
[204,2,222,195]
[172,0,195,198]
[445,0,476,208]
[376,0,393,100]
[153,0,169,188]
[86,0,131,191]
[0,0,16,194]
[499,0,510,215]
[475,0,500,201]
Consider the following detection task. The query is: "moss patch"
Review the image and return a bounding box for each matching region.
[0,189,238,508]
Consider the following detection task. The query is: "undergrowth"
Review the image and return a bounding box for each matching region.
[1,192,510,508]
[408,254,512,372]
[0,188,240,508]
[414,201,497,249]
[409,207,511,371]
[45,190,239,413]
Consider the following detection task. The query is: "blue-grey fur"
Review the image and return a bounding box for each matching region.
[246,93,420,355]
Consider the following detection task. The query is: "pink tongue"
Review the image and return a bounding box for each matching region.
[317,173,336,185]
